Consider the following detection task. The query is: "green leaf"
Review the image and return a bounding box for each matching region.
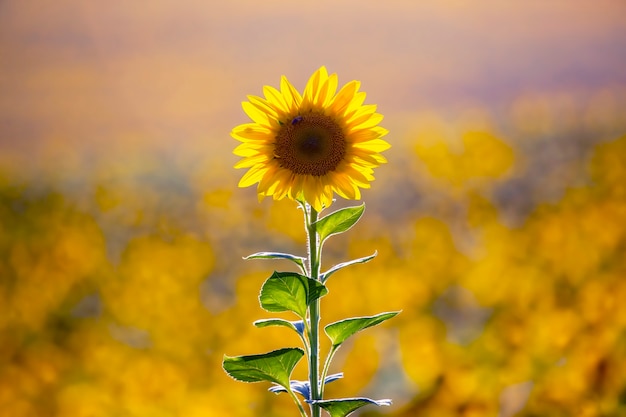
[244,251,306,272]
[309,397,392,417]
[314,204,365,243]
[321,251,377,283]
[253,318,305,335]
[325,311,400,347]
[259,271,328,319]
[222,348,304,389]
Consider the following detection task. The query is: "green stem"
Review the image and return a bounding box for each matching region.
[306,205,322,417]
[288,389,309,417]
[319,345,339,398]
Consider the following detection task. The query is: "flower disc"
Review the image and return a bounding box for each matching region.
[232,66,390,211]
[274,113,346,177]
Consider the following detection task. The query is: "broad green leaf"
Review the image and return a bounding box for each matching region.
[314,204,365,243]
[309,397,392,417]
[321,251,377,283]
[222,348,304,389]
[253,318,305,336]
[244,251,306,272]
[325,311,400,347]
[259,271,328,319]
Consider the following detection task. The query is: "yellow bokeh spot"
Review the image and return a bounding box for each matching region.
[415,130,515,187]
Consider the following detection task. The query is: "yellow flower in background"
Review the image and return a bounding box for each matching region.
[232,66,390,211]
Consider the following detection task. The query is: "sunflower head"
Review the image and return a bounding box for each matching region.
[232,66,390,212]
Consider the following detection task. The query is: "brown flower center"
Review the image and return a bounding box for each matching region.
[274,113,346,176]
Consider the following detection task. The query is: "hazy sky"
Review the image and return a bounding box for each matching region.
[1,0,625,164]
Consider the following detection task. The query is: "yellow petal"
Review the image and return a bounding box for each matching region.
[329,80,360,115]
[348,112,384,131]
[278,173,298,199]
[238,165,268,187]
[248,95,280,120]
[345,105,377,126]
[263,85,289,114]
[351,153,386,167]
[302,176,323,211]
[234,154,272,169]
[233,142,272,157]
[303,66,328,108]
[281,75,302,114]
[346,127,388,143]
[343,165,373,187]
[233,145,259,157]
[351,148,388,165]
[329,172,358,199]
[285,173,303,201]
[353,138,391,153]
[317,73,338,108]
[242,101,273,128]
[318,186,334,211]
[257,166,283,195]
[231,123,274,142]
[342,92,368,119]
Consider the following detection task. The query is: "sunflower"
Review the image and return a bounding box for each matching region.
[232,66,390,212]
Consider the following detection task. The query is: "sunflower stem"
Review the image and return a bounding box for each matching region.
[305,204,322,417]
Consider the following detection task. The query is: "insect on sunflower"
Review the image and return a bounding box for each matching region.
[232,66,390,212]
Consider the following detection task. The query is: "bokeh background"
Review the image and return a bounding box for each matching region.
[2,1,626,416]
